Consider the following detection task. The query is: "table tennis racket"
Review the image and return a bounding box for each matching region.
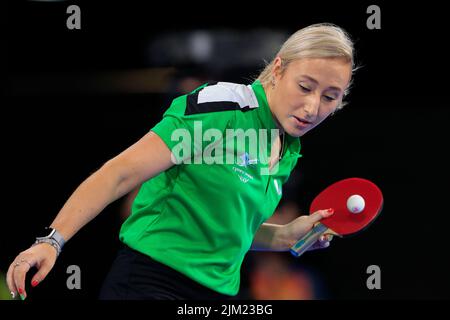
[290,178,383,257]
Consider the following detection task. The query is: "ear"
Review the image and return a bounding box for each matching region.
[272,56,283,81]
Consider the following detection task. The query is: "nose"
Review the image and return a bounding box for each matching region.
[303,94,320,121]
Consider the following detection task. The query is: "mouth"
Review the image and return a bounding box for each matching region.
[293,116,312,126]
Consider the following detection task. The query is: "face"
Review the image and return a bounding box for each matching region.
[265,57,352,137]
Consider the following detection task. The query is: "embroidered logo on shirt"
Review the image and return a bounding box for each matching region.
[237,152,258,167]
[232,167,254,184]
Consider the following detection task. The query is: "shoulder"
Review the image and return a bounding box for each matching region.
[186,82,259,115]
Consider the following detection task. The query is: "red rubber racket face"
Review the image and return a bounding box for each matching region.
[310,178,383,236]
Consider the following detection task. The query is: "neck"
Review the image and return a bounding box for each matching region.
[262,82,284,135]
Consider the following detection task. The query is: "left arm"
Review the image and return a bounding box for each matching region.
[250,209,335,252]
[250,223,288,251]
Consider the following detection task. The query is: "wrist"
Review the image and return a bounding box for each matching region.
[32,239,61,256]
[33,227,66,257]
[272,224,292,252]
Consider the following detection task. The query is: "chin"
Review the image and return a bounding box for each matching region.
[284,125,305,137]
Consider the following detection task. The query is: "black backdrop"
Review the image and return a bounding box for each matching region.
[3,0,449,300]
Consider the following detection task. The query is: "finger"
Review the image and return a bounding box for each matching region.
[309,208,334,224]
[31,259,54,288]
[318,235,331,247]
[13,258,35,300]
[319,241,330,248]
[308,240,330,251]
[319,234,334,242]
[13,263,32,300]
[6,263,18,299]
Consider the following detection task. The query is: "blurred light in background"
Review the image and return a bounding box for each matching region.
[246,201,329,300]
[10,29,288,96]
[189,31,213,64]
[146,28,288,71]
[249,253,316,300]
[0,272,13,300]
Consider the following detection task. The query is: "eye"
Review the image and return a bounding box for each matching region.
[299,84,311,93]
[323,96,337,102]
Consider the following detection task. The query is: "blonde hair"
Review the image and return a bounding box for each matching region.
[257,23,357,110]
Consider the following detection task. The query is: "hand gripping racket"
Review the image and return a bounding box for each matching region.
[290,178,383,257]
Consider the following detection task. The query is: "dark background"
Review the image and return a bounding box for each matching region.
[2,0,449,300]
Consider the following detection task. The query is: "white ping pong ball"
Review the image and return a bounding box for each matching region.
[347,194,365,214]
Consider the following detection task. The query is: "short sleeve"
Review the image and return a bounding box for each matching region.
[151,84,237,164]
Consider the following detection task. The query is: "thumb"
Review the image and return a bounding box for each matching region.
[309,208,334,224]
[31,259,55,287]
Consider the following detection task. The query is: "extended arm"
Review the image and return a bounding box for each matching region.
[7,131,173,299]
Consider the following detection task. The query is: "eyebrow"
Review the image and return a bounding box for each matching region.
[301,75,343,93]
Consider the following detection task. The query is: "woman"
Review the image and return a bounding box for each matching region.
[7,23,356,300]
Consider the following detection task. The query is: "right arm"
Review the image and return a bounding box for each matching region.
[6,131,174,299]
[50,131,174,242]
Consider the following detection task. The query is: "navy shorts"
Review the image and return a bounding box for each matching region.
[99,245,233,300]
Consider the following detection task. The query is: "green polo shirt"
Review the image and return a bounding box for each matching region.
[119,80,302,296]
